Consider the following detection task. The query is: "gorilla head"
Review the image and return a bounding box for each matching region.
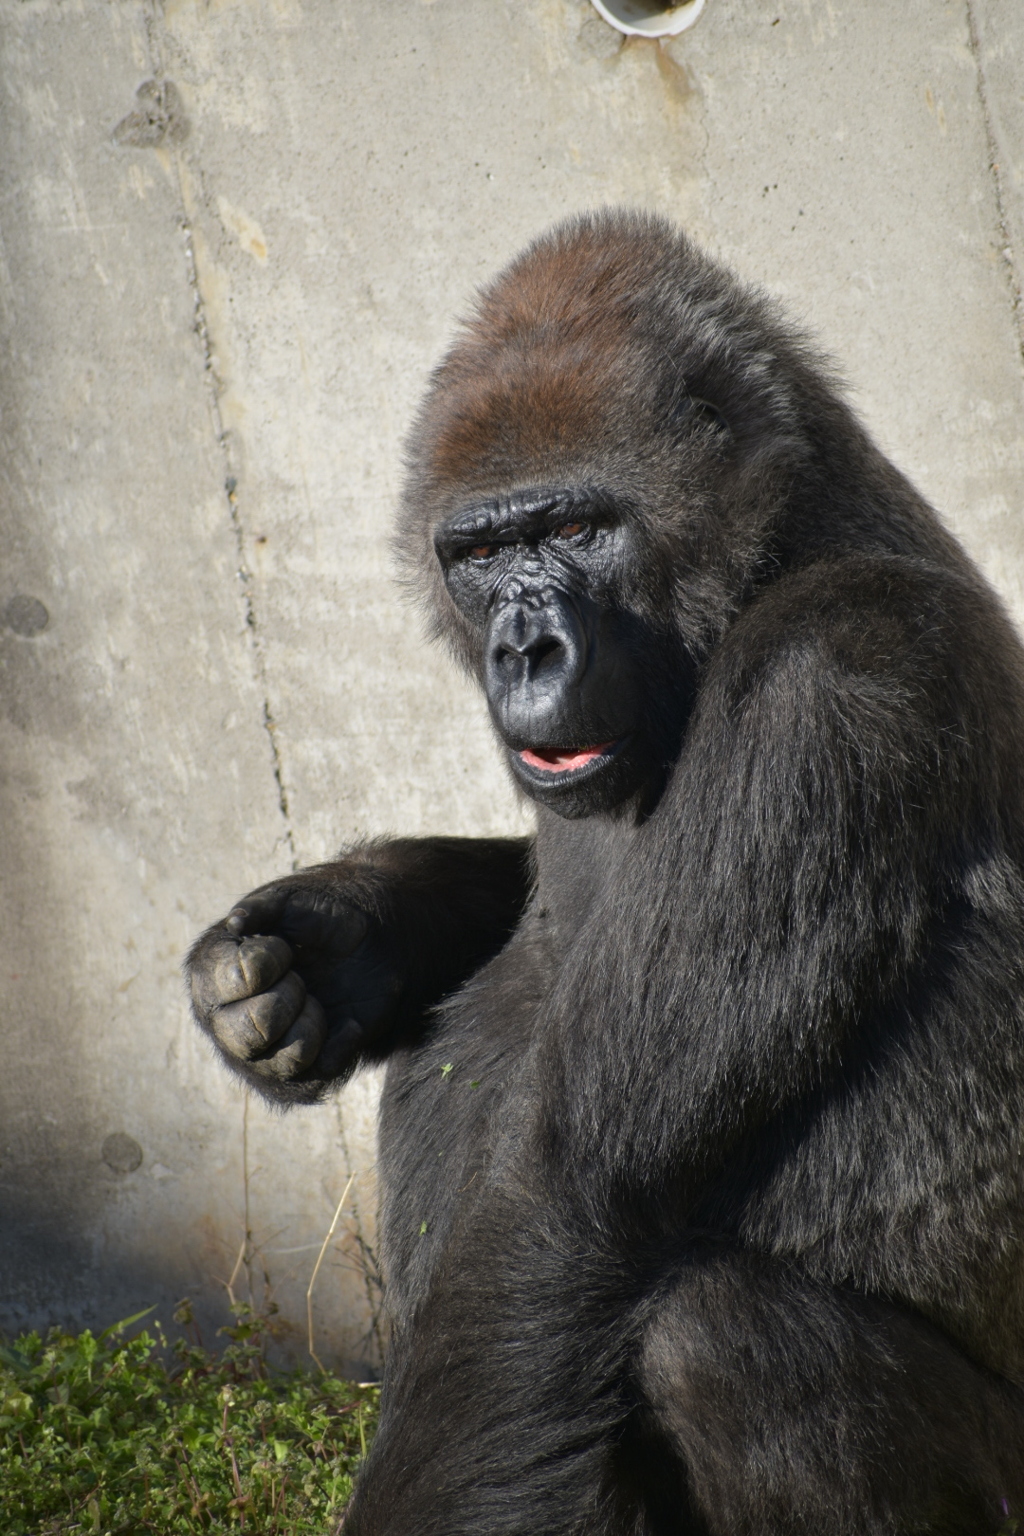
[400,211,936,819]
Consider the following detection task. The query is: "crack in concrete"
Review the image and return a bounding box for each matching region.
[142,4,298,871]
[178,215,299,870]
[966,0,1024,375]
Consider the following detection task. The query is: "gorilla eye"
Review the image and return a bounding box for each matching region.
[554,522,589,541]
[468,544,497,563]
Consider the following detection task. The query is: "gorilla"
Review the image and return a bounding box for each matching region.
[187,210,1024,1534]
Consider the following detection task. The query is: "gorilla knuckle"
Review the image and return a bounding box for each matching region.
[189,932,293,1017]
[209,972,305,1060]
[188,936,237,1015]
[246,972,306,1041]
[236,934,292,994]
[208,998,263,1061]
[259,1000,326,1079]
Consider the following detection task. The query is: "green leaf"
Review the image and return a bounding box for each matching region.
[99,1306,156,1340]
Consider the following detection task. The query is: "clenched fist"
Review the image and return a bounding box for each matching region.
[186,866,404,1101]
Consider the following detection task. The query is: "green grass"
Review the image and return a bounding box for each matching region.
[0,1304,379,1535]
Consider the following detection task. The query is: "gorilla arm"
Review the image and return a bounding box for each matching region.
[186,836,532,1106]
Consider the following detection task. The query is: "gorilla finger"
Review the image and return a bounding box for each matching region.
[259,997,328,1079]
[225,885,292,938]
[194,934,292,1011]
[209,998,269,1061]
[236,935,293,995]
[189,935,245,1014]
[210,971,307,1058]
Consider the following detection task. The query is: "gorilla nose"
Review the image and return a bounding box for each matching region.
[489,595,586,682]
[485,591,589,740]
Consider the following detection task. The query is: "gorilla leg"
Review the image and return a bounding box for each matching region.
[639,1246,1024,1536]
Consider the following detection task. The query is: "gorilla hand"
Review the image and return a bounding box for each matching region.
[187,870,403,1101]
[188,838,533,1104]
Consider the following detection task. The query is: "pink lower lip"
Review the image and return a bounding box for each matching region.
[518,742,615,773]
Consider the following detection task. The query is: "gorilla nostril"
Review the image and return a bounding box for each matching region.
[529,638,562,668]
[497,635,563,668]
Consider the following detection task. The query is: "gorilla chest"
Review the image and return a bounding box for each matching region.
[377,933,553,1320]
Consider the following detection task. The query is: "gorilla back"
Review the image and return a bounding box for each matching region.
[187,211,1024,1535]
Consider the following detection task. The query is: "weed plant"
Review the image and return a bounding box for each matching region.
[0,1304,378,1534]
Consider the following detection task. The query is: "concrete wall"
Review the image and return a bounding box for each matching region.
[0,0,1021,1373]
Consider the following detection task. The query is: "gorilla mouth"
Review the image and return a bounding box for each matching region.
[519,742,618,774]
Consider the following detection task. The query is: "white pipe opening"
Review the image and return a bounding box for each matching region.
[589,0,706,38]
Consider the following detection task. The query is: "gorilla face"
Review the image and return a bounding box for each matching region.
[434,488,690,818]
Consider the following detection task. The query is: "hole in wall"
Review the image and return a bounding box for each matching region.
[590,0,705,37]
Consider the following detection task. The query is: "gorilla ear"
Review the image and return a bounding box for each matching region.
[684,395,731,440]
[664,387,732,448]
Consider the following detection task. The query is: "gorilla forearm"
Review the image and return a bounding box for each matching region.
[342,835,534,1037]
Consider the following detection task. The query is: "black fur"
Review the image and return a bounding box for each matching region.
[186,211,1024,1533]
